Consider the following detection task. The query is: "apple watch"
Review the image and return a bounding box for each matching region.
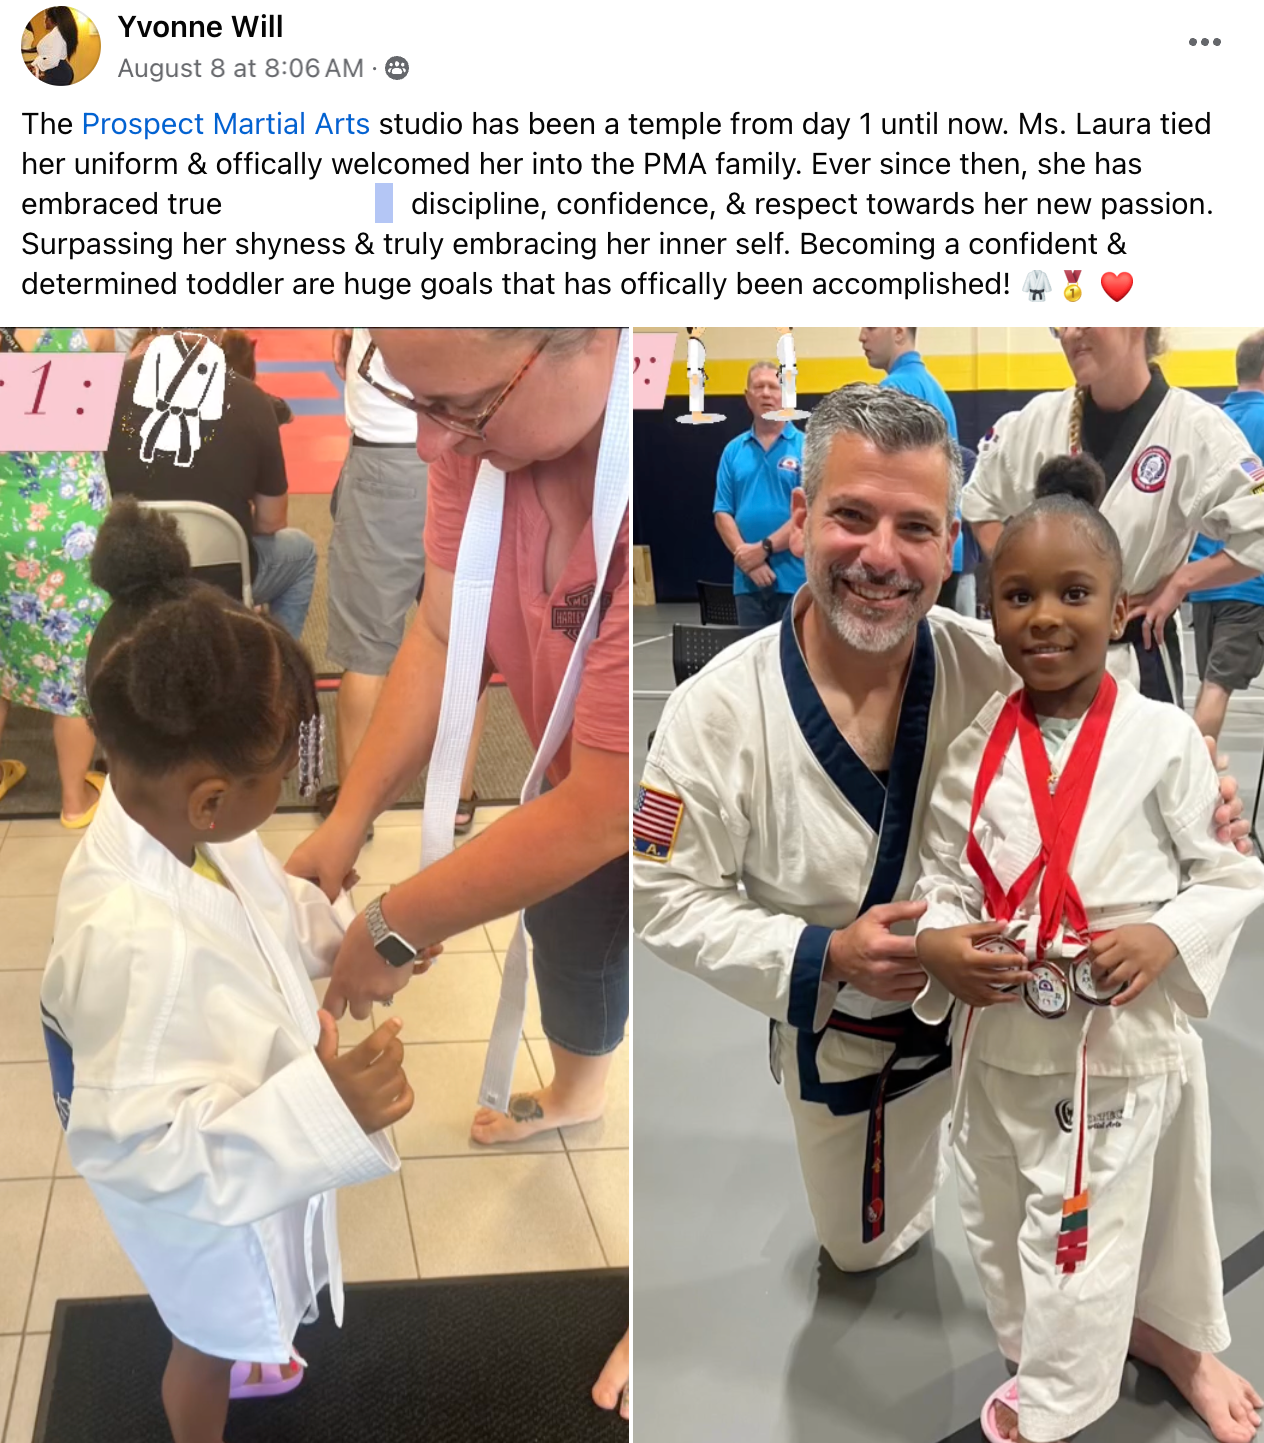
[364,895,418,968]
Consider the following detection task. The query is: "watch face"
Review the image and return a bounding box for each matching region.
[377,932,417,968]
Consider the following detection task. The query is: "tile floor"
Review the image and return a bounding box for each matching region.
[0,807,629,1443]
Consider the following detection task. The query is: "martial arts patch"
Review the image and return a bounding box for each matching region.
[1055,1098,1074,1134]
[1131,445,1171,493]
[979,425,998,451]
[633,783,684,863]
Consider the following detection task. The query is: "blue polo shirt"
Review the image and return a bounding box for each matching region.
[878,352,959,441]
[1188,390,1264,605]
[714,423,807,595]
[879,351,964,570]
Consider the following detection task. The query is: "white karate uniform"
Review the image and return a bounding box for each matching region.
[913,682,1264,1441]
[776,331,797,409]
[1021,269,1053,301]
[686,335,707,412]
[962,383,1264,698]
[41,780,397,1362]
[133,333,226,467]
[633,591,1016,1267]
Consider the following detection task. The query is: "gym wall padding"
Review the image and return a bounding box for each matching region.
[635,383,1232,603]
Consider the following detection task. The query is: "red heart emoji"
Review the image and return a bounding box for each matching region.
[1101,272,1133,302]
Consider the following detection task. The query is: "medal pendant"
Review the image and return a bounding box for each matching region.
[1024,960,1070,1019]
[975,932,1026,994]
[1066,934,1124,1006]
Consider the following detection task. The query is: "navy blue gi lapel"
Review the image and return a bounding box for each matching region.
[780,609,944,1117]
[859,617,935,912]
[780,605,935,871]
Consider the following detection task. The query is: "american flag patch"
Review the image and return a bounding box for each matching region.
[633,783,685,863]
[1242,458,1264,485]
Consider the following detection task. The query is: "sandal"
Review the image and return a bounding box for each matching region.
[60,771,105,831]
[229,1359,305,1400]
[455,790,479,835]
[0,760,27,805]
[981,1378,1020,1442]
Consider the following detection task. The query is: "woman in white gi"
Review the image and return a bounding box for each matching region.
[962,328,1264,705]
[915,458,1264,1443]
[40,500,416,1443]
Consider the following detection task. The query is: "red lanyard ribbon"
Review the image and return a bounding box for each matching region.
[966,674,1117,955]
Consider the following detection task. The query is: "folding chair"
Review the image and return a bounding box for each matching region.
[696,580,739,626]
[671,623,761,686]
[137,499,254,608]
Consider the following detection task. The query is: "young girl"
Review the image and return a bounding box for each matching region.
[912,458,1264,1443]
[40,498,416,1443]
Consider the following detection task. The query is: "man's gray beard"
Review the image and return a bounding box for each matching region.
[808,565,924,654]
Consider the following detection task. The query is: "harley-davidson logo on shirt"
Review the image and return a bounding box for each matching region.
[551,584,612,643]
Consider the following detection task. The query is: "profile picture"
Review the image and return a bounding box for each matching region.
[21,8,100,85]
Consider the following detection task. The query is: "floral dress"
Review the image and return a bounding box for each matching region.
[0,329,111,717]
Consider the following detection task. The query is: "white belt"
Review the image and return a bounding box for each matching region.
[419,329,630,1109]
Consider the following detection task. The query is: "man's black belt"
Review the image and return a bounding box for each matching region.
[1109,612,1182,705]
[825,1009,952,1243]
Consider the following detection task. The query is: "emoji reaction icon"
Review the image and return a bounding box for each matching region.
[384,55,409,79]
[1064,269,1082,302]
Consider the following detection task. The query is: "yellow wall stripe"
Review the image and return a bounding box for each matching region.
[666,351,1240,397]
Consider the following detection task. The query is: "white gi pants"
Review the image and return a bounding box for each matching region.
[775,1022,952,1271]
[954,1026,1228,1442]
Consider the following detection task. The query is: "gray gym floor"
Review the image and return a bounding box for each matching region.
[633,600,1264,1443]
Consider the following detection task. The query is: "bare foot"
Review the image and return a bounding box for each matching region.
[992,1398,1020,1441]
[470,1086,603,1145]
[1130,1319,1262,1443]
[592,1330,629,1421]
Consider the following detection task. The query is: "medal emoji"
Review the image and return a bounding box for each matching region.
[1064,269,1082,302]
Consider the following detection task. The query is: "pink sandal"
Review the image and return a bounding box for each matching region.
[981,1378,1020,1442]
[229,1359,305,1400]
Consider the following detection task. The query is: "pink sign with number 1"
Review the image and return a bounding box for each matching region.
[632,333,675,410]
[0,354,127,451]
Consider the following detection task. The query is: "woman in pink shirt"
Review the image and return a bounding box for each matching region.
[287,328,630,1417]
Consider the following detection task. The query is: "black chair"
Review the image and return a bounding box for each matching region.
[696,580,739,626]
[672,623,761,686]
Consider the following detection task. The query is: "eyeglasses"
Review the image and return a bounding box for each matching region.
[357,336,550,440]
[1049,327,1066,339]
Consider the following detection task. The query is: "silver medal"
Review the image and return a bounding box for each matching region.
[1067,941,1124,1006]
[975,933,1025,994]
[1024,960,1070,1019]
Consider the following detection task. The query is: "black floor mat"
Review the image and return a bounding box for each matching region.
[35,1271,628,1442]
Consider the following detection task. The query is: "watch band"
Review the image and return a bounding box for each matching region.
[365,895,419,968]
[762,537,774,557]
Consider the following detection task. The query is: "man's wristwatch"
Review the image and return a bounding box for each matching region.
[761,537,774,558]
[364,895,419,968]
